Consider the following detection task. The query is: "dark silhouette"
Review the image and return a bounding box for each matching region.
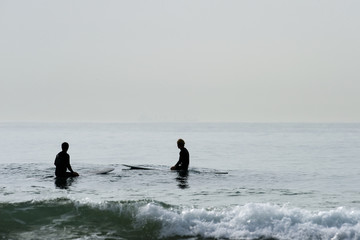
[54,142,79,178]
[55,176,77,189]
[171,139,189,171]
[175,170,189,189]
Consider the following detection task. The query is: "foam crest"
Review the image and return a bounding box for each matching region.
[2,199,360,239]
[137,202,360,239]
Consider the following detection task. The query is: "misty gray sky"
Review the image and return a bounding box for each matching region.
[1,1,359,122]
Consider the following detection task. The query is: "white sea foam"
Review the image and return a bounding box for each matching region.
[3,198,360,239]
[138,202,360,239]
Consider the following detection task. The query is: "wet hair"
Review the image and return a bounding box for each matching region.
[61,142,69,151]
[177,139,185,147]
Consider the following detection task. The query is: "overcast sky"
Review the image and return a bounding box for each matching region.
[0,1,359,122]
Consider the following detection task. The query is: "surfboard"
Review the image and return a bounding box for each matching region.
[122,164,156,170]
[93,167,115,174]
[122,164,228,174]
[190,169,228,175]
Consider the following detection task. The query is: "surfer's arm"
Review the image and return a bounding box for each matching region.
[171,150,185,170]
[67,164,79,176]
[174,161,181,168]
[171,158,182,170]
[175,150,187,168]
[67,161,75,173]
[66,156,75,173]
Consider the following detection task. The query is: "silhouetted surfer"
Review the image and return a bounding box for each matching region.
[171,139,189,171]
[54,142,79,177]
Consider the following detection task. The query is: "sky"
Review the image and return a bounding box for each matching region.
[0,0,359,122]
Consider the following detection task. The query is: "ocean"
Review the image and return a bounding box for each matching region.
[1,122,360,240]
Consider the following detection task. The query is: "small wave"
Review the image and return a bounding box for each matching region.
[1,199,360,239]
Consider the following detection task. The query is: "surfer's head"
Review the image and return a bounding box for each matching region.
[61,142,69,151]
[177,139,185,148]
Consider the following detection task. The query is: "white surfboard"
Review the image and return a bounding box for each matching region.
[92,167,115,174]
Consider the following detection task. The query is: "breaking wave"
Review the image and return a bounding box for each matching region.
[1,198,360,239]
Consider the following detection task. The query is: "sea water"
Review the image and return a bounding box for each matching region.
[1,122,360,240]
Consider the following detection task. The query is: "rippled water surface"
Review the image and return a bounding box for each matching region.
[1,122,360,239]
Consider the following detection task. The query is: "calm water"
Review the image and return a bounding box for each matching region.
[1,122,360,239]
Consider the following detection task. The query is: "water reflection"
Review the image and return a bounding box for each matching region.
[175,170,189,189]
[54,177,77,189]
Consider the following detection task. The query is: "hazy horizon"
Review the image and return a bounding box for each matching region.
[1,1,359,123]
